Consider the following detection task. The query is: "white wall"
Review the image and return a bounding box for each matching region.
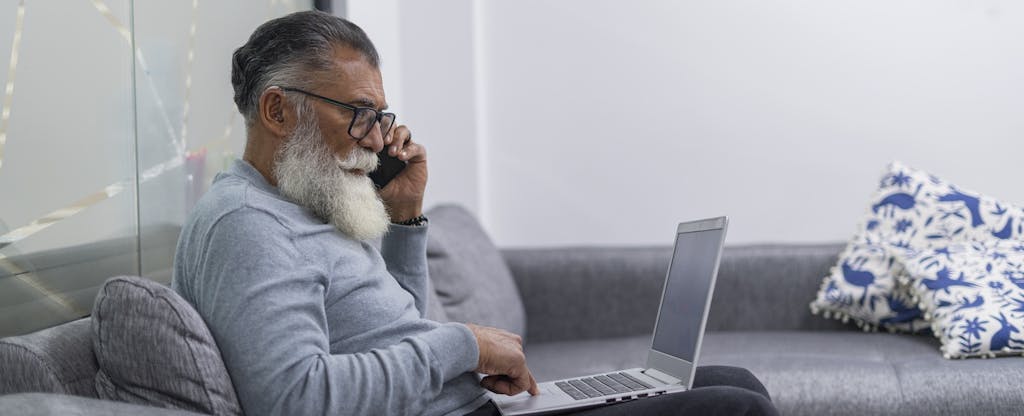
[351,0,1024,248]
[345,0,403,114]
[348,0,483,215]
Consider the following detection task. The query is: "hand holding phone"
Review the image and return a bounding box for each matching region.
[369,147,406,189]
[373,124,427,222]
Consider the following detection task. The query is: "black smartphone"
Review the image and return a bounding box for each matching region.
[369,147,406,189]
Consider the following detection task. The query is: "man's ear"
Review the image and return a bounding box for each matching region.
[257,87,292,138]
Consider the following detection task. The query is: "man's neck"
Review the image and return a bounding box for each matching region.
[242,132,280,187]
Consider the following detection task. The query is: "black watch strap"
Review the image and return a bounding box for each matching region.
[395,215,428,227]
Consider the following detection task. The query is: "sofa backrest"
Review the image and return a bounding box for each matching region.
[0,317,98,398]
[425,204,528,337]
[503,242,852,342]
[709,243,850,332]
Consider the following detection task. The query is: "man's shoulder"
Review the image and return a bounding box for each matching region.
[190,174,308,236]
[173,177,310,295]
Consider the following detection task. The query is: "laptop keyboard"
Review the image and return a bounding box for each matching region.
[555,372,654,400]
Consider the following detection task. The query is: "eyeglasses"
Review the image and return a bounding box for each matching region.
[280,87,396,141]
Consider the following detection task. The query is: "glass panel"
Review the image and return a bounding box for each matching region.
[133,1,313,281]
[0,1,138,336]
[0,0,314,337]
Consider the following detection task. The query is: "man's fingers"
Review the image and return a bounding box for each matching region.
[500,379,523,396]
[511,374,531,396]
[384,126,426,163]
[388,125,411,156]
[397,142,426,163]
[384,122,401,145]
[481,375,525,396]
[480,375,505,393]
[498,362,534,397]
[480,376,496,391]
[527,370,540,396]
[512,367,540,396]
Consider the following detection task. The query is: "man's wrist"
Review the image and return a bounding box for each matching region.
[419,323,481,378]
[465,323,485,370]
[389,207,423,224]
[394,215,428,227]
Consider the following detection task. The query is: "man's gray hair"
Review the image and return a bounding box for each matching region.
[231,10,379,126]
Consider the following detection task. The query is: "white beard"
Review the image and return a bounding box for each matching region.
[272,109,390,241]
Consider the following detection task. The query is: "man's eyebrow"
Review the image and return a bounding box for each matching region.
[352,97,387,111]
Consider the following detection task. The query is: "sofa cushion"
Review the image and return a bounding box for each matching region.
[893,241,1024,358]
[810,161,1024,331]
[703,331,1024,416]
[91,276,242,415]
[0,318,98,397]
[0,392,208,416]
[425,204,527,337]
[701,331,926,416]
[526,331,1024,416]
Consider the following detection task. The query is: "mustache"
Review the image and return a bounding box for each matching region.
[335,148,379,172]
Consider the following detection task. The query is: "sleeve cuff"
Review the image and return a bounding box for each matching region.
[418,322,480,380]
[380,223,429,271]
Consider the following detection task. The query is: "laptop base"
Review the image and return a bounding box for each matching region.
[491,368,687,416]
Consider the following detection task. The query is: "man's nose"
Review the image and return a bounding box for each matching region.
[356,123,385,153]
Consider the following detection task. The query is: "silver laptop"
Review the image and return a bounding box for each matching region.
[491,217,729,415]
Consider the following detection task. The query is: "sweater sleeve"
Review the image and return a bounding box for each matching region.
[191,209,478,416]
[379,223,431,318]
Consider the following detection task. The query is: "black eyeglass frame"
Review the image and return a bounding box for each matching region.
[280,86,396,140]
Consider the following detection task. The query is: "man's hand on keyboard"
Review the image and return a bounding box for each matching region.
[466,323,540,396]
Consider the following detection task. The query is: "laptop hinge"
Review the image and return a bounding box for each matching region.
[642,368,682,385]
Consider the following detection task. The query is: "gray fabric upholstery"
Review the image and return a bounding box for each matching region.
[91,276,242,416]
[700,331,1024,416]
[425,204,526,336]
[504,243,850,343]
[526,331,1024,416]
[709,243,849,331]
[511,240,1024,416]
[0,393,206,416]
[503,246,671,343]
[699,331,922,416]
[0,318,98,397]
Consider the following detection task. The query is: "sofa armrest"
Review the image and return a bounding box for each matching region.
[504,242,852,344]
[503,246,672,343]
[0,393,206,416]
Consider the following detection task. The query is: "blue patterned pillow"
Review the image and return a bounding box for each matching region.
[892,241,1024,358]
[809,161,1024,331]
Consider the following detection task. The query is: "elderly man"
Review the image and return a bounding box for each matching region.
[172,10,777,416]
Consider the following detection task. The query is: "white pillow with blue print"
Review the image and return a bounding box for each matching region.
[810,161,1024,332]
[891,241,1024,358]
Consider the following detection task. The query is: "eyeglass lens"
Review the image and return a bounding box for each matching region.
[351,109,396,139]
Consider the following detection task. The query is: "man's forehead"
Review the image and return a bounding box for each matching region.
[321,46,387,110]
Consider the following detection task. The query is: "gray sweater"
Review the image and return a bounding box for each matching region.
[172,160,488,416]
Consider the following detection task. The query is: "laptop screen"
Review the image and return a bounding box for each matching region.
[650,228,724,362]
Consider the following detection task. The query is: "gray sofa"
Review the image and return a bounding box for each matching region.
[3,205,1024,415]
[509,243,1024,415]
